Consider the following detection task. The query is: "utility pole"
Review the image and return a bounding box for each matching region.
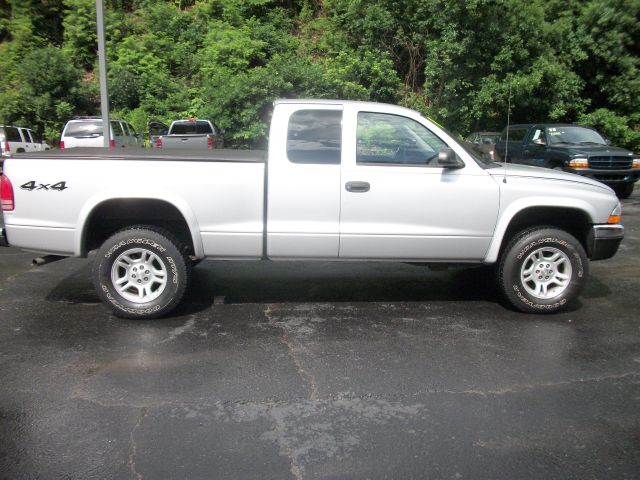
[96,0,110,148]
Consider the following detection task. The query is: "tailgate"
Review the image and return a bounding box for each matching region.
[162,135,210,149]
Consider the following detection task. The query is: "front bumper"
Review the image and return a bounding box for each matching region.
[0,227,8,247]
[567,167,640,184]
[587,224,624,260]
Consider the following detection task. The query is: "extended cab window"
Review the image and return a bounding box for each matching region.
[287,110,342,164]
[356,112,445,165]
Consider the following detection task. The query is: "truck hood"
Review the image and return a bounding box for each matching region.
[551,144,633,156]
[488,163,612,191]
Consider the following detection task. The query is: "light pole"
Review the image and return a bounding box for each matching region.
[96,0,110,148]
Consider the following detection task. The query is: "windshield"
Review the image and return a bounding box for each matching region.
[547,126,606,145]
[170,121,213,135]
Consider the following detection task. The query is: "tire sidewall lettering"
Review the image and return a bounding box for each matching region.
[104,238,167,259]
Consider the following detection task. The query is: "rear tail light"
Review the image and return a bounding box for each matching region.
[207,137,214,149]
[3,141,9,153]
[59,140,65,149]
[1,174,15,211]
[155,137,162,148]
[109,139,116,148]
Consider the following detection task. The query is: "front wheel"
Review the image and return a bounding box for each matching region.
[93,226,190,319]
[498,227,588,313]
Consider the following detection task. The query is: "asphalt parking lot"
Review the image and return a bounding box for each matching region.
[1,192,639,480]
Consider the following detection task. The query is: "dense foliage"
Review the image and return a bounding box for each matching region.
[0,0,638,149]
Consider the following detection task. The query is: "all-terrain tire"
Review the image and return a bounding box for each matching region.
[93,226,191,319]
[498,227,588,313]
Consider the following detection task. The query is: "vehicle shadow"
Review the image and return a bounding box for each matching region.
[44,257,605,319]
[181,261,501,305]
[46,261,503,316]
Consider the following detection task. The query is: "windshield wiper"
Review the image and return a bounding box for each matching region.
[578,141,605,146]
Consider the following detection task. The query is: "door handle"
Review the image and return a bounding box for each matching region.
[345,181,370,193]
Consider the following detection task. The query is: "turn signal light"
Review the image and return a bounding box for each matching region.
[568,158,588,168]
[1,174,15,211]
[608,203,622,224]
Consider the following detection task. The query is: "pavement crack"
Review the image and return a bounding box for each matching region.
[451,372,640,397]
[128,407,149,480]
[264,404,305,480]
[265,305,319,402]
[157,315,197,344]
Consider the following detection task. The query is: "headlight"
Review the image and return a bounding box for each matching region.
[632,157,640,169]
[568,156,588,168]
[608,202,622,224]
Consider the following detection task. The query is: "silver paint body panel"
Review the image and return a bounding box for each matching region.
[2,100,621,263]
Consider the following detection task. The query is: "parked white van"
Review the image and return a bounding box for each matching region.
[0,126,50,157]
[60,118,140,149]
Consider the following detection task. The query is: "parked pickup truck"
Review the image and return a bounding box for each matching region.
[494,124,640,199]
[155,118,223,149]
[0,100,624,319]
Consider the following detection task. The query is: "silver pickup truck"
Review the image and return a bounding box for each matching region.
[155,118,224,149]
[0,100,624,319]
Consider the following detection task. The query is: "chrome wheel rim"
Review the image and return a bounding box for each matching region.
[520,247,572,299]
[110,248,167,303]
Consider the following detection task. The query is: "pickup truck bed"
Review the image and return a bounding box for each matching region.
[4,148,267,260]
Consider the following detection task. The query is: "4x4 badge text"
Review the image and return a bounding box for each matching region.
[20,181,68,191]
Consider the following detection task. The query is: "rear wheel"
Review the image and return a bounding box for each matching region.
[614,182,634,199]
[93,226,190,319]
[498,227,588,313]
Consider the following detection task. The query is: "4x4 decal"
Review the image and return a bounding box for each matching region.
[20,181,68,191]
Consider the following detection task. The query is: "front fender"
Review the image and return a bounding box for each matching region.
[484,195,598,263]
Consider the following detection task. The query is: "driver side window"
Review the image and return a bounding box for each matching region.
[356,112,446,166]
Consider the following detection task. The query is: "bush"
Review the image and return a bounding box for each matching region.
[578,108,640,152]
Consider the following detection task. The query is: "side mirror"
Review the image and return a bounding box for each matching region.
[533,138,546,145]
[604,138,611,146]
[437,148,465,169]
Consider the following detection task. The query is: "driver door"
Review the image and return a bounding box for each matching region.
[339,110,500,261]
